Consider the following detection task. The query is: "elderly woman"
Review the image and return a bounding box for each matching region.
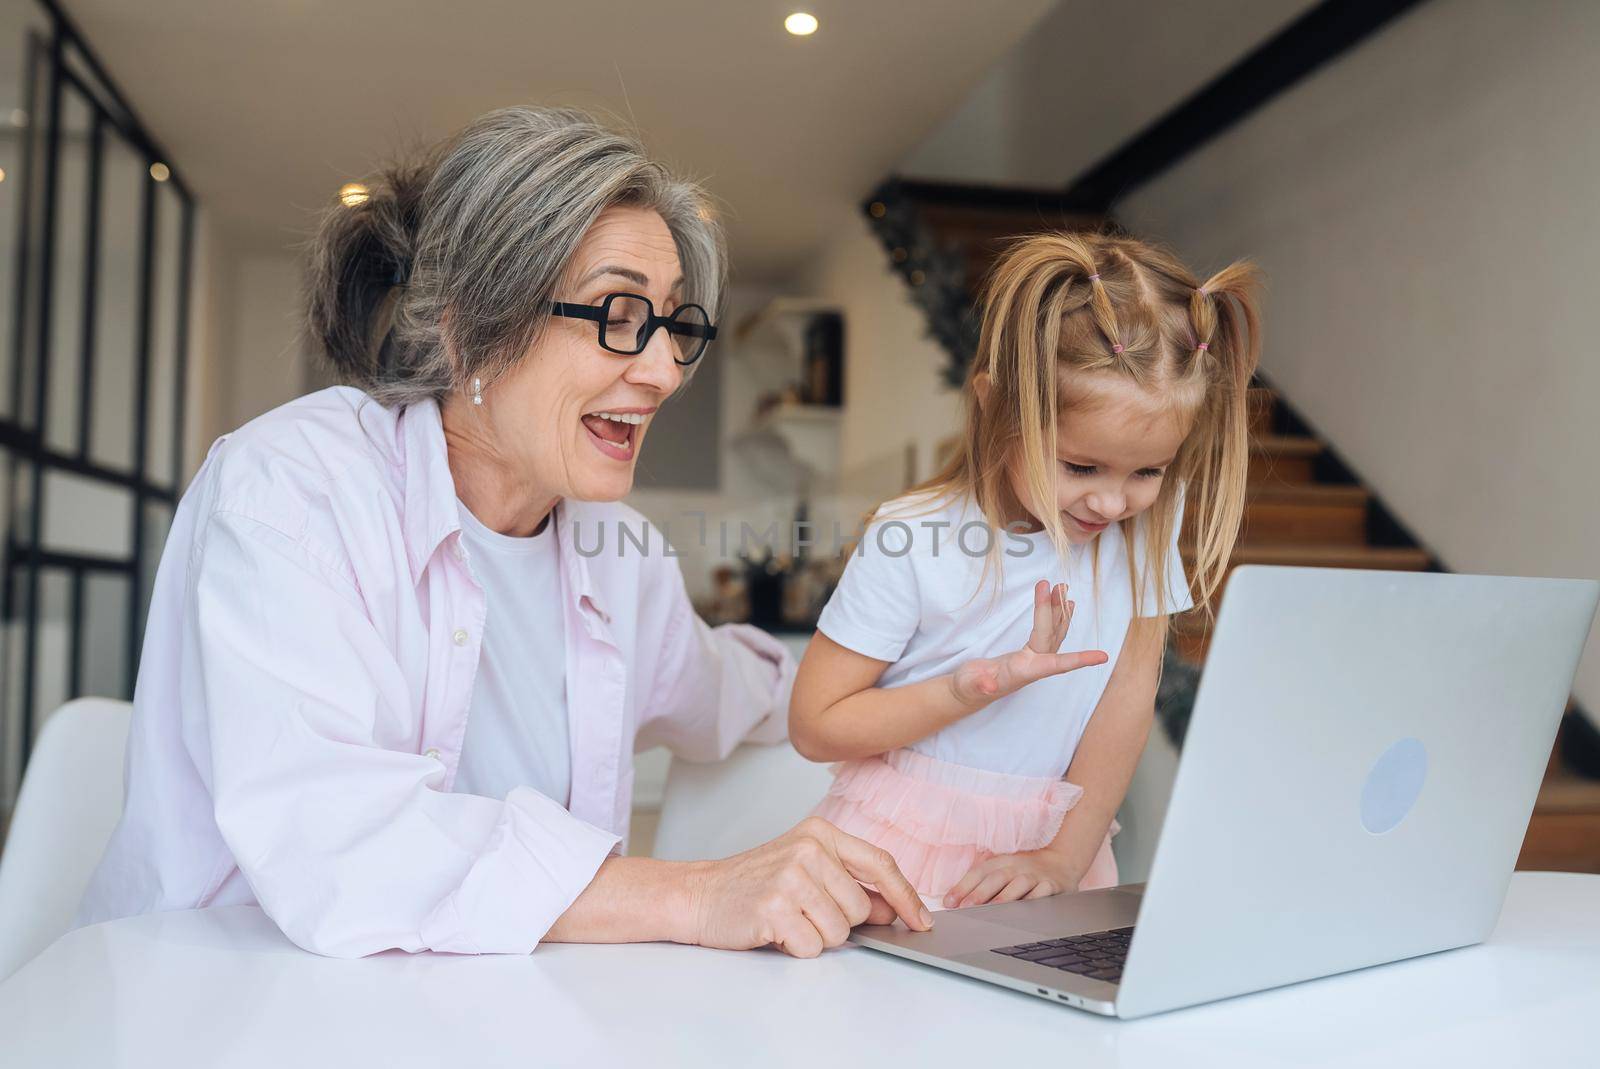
[78,107,928,957]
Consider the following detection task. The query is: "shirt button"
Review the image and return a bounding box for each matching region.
[425,748,441,761]
[452,628,468,646]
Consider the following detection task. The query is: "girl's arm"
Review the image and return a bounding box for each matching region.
[789,580,1108,762]
[943,613,1168,907]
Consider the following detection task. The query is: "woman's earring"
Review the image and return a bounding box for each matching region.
[472,377,483,406]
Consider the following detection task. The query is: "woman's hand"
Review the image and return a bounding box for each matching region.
[947,580,1108,710]
[943,844,1081,909]
[683,817,932,957]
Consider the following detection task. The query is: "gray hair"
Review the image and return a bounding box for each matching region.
[305,106,725,406]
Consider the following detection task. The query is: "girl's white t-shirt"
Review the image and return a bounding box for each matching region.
[816,491,1191,778]
[451,502,572,805]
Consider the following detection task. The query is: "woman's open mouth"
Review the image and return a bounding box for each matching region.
[581,410,647,462]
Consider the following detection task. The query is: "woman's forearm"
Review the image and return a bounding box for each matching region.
[544,855,701,945]
[789,673,980,762]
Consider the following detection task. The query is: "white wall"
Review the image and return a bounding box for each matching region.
[1120,0,1600,715]
[627,283,800,603]
[797,208,963,502]
[184,212,227,481]
[901,0,1316,188]
[215,242,312,436]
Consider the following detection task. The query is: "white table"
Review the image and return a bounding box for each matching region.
[2,872,1597,1068]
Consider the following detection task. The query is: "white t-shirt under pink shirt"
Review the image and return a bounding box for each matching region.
[452,501,571,806]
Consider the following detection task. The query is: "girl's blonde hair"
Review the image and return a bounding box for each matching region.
[912,230,1262,618]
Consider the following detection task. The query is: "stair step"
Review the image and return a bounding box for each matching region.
[1251,434,1322,457]
[914,199,1107,295]
[1221,543,1432,569]
[1517,765,1600,872]
[1247,387,1278,437]
[1250,497,1366,544]
[1249,435,1322,485]
[1182,484,1371,546]
[1531,765,1600,813]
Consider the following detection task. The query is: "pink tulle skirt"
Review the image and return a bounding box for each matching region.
[812,748,1119,900]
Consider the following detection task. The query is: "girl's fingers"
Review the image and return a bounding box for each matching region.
[1027,580,1054,653]
[1053,584,1071,647]
[1051,650,1109,675]
[944,862,993,907]
[993,875,1038,905]
[958,870,1014,909]
[1008,647,1108,690]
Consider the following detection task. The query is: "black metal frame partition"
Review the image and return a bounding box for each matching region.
[1,0,195,788]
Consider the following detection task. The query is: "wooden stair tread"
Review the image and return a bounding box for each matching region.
[1252,435,1322,457]
[1246,388,1278,434]
[1245,483,1369,505]
[1216,543,1431,568]
[1180,543,1431,571]
[1535,766,1600,814]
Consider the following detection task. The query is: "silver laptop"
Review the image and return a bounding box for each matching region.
[851,566,1600,1018]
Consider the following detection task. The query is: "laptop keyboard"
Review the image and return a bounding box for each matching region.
[990,925,1134,984]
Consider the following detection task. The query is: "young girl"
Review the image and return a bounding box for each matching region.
[790,231,1260,910]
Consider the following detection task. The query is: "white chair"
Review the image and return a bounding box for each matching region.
[652,742,835,861]
[0,697,131,980]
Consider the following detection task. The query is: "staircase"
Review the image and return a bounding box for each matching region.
[1170,384,1434,663]
[865,178,1600,874]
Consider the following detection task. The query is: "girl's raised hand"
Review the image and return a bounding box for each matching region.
[947,580,1108,710]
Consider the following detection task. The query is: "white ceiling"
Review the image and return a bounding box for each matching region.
[60,0,1058,280]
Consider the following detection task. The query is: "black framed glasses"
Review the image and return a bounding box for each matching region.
[550,293,718,366]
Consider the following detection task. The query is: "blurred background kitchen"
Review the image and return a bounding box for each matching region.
[1,0,1598,875]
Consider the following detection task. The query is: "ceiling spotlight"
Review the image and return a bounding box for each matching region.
[0,167,7,183]
[785,12,818,36]
[149,162,170,182]
[339,182,370,207]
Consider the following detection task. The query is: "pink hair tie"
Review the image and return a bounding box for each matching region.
[1087,273,1101,282]
[1112,343,1124,354]
[1196,341,1210,351]
[1197,286,1210,296]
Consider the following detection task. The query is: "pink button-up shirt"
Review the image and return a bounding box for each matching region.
[77,387,793,957]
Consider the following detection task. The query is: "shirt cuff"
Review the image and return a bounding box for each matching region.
[419,787,620,954]
[713,622,795,746]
